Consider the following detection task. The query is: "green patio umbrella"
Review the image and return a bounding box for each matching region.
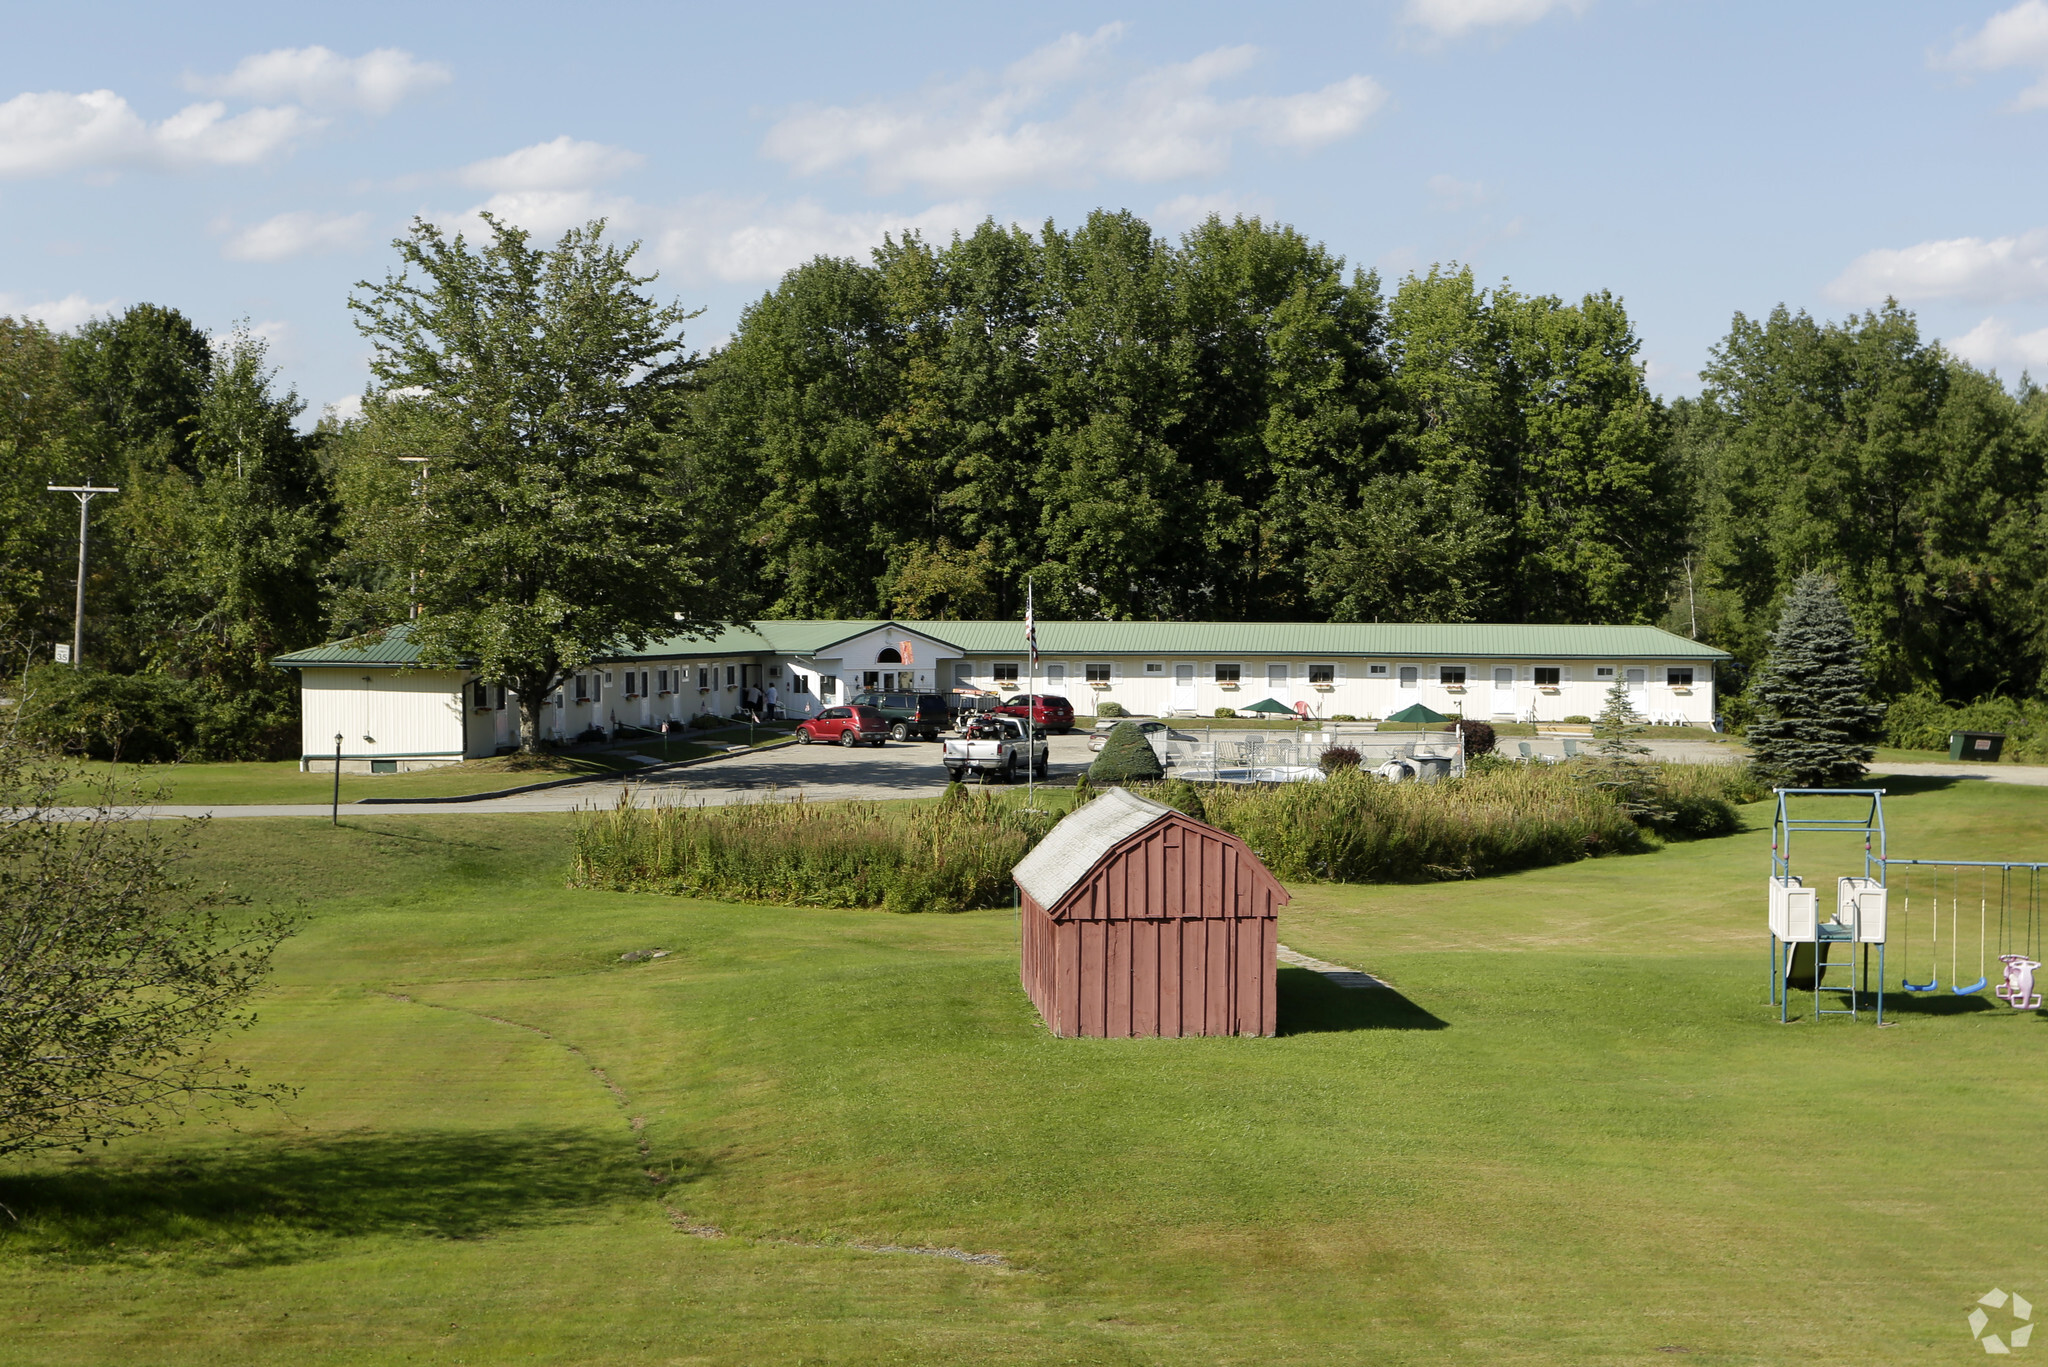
[1383,702,1451,731]
[1241,697,1296,715]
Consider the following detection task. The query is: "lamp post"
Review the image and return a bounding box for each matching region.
[45,484,119,667]
[332,733,343,827]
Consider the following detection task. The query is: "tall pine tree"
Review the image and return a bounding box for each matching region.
[1746,572,1882,787]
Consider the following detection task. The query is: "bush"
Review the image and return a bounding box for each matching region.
[1563,715,1591,724]
[1089,720,1165,783]
[1331,714,1359,723]
[1882,691,2048,760]
[687,714,725,731]
[1457,720,1497,756]
[1096,701,1128,718]
[1319,745,1361,774]
[1196,766,1649,882]
[12,664,297,763]
[1648,761,1766,839]
[571,789,1056,913]
[1146,777,1209,822]
[1214,706,1239,718]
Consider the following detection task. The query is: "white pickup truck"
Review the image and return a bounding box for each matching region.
[942,715,1048,783]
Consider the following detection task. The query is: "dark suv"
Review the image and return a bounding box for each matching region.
[849,691,952,741]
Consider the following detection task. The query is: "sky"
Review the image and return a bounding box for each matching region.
[4,0,2047,426]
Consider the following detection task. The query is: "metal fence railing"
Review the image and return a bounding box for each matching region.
[1149,725,1467,784]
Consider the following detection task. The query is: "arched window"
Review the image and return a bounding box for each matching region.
[876,647,902,663]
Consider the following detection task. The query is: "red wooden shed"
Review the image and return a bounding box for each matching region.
[1012,788,1289,1038]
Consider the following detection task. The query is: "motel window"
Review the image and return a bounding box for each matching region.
[575,674,588,702]
[1086,662,1112,683]
[472,681,489,708]
[1494,667,1513,688]
[726,666,736,688]
[641,671,650,697]
[1595,666,1615,680]
[1309,663,1335,684]
[625,674,637,698]
[1439,666,1466,685]
[993,663,1019,684]
[1368,663,1390,678]
[820,674,838,698]
[1267,663,1288,686]
[1215,663,1240,683]
[1045,664,1066,686]
[1398,667,1418,689]
[495,686,506,711]
[791,674,811,695]
[1668,667,1694,687]
[1144,661,1164,675]
[698,667,709,689]
[955,662,975,686]
[1534,667,1561,687]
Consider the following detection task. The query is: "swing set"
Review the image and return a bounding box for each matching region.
[1767,788,2048,1024]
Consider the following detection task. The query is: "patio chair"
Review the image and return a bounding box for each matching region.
[1517,741,1534,762]
[1562,738,1581,757]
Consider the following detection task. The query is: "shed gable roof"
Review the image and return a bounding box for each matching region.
[1013,788,1289,919]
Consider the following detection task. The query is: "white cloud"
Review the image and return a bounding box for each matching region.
[1151,191,1273,230]
[1402,0,1591,41]
[1936,2,2048,111]
[433,188,638,246]
[654,197,989,283]
[1829,230,2048,304]
[0,89,318,178]
[0,291,119,331]
[1950,316,2048,371]
[192,46,450,115]
[323,393,366,424]
[459,136,644,191]
[1427,173,1485,209]
[762,28,1385,194]
[223,209,373,262]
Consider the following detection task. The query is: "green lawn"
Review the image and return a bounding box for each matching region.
[3,774,2044,1363]
[55,728,797,805]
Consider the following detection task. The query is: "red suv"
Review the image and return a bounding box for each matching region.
[996,693,1075,734]
[794,704,890,747]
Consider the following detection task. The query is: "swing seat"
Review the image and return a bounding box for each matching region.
[1902,976,1940,993]
[1953,977,1988,995]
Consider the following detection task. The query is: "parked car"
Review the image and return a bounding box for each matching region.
[793,704,890,747]
[994,692,1075,734]
[1087,718,1175,753]
[942,714,1048,782]
[848,691,952,741]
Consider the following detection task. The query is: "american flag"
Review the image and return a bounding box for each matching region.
[1024,578,1038,666]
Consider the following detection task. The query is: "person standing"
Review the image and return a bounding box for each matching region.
[766,681,779,719]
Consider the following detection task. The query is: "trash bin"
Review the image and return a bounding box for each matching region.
[1948,731,2006,761]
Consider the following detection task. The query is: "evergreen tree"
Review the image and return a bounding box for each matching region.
[1087,720,1165,783]
[1746,572,1882,787]
[1586,678,1666,823]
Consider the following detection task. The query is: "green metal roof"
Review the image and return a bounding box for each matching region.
[279,618,1727,669]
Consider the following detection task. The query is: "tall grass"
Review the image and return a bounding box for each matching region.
[1177,766,1652,882]
[570,787,1056,913]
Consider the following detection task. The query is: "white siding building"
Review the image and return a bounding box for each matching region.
[276,620,1729,769]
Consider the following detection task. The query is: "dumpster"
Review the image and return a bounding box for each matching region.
[1949,731,2006,761]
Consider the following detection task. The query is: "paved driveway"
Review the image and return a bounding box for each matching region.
[77,732,1102,819]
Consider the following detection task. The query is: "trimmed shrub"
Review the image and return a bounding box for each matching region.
[1331,714,1359,722]
[1213,706,1238,718]
[1089,720,1165,783]
[1147,777,1209,822]
[1096,701,1128,718]
[1457,720,1497,756]
[1562,715,1591,724]
[1319,745,1362,774]
[687,714,724,731]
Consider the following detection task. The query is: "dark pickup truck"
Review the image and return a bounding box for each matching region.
[848,691,953,741]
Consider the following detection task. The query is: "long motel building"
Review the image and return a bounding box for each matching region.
[274,620,1730,772]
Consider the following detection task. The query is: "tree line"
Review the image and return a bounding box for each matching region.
[2,208,2045,758]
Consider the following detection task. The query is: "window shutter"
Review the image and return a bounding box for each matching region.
[1561,666,1573,683]
[1334,661,1345,680]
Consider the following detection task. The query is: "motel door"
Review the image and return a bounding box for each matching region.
[1490,666,1517,718]
[1172,663,1196,713]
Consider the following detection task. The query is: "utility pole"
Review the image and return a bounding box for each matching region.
[45,484,119,668]
[397,457,430,620]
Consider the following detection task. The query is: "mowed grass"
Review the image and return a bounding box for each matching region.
[3,775,2045,1364]
[53,730,797,805]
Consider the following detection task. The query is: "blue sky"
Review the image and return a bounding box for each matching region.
[5,1,2047,424]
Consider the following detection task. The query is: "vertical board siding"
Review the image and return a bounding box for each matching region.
[1017,812,1287,1039]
